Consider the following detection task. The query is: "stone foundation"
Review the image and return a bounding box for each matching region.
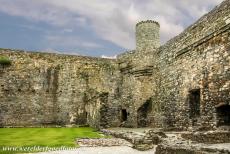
[181,131,230,144]
[101,128,230,153]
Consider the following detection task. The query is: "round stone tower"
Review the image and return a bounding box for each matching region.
[136,20,160,51]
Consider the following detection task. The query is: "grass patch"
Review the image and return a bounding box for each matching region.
[0,127,105,153]
[0,56,11,65]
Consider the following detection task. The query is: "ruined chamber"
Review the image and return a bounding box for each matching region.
[0,0,230,131]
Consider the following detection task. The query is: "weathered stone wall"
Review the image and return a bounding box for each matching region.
[116,0,230,130]
[0,0,229,130]
[159,28,229,129]
[155,0,230,130]
[0,49,118,127]
[117,49,160,127]
[181,132,230,144]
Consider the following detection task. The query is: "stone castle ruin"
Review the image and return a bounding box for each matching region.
[0,0,229,131]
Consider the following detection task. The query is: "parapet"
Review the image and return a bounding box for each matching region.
[136,20,160,51]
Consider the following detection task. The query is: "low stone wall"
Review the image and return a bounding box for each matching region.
[101,129,163,151]
[181,131,230,144]
[101,129,230,153]
[77,138,132,147]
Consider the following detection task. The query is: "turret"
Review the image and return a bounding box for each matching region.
[136,20,160,51]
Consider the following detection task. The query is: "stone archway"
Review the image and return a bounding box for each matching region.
[137,99,152,127]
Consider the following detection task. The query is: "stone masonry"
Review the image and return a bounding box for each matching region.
[0,0,229,131]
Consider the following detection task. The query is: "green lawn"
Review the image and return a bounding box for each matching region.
[0,127,105,153]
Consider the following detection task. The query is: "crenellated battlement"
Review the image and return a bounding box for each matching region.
[136,20,160,27]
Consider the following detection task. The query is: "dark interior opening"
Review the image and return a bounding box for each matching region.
[137,99,152,127]
[188,89,200,126]
[216,105,230,126]
[189,89,200,119]
[121,109,128,122]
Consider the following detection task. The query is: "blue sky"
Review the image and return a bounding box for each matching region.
[0,0,223,57]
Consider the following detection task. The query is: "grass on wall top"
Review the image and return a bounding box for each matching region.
[0,56,11,65]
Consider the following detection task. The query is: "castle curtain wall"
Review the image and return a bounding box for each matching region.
[0,0,229,130]
[0,50,117,127]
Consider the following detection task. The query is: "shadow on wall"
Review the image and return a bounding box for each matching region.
[137,98,152,127]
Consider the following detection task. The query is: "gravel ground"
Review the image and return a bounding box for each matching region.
[35,146,156,154]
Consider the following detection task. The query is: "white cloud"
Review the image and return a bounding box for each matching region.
[101,55,117,59]
[0,0,223,50]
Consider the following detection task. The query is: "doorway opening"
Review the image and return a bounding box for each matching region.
[188,89,200,126]
[216,104,230,126]
[121,109,128,122]
[188,89,200,118]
